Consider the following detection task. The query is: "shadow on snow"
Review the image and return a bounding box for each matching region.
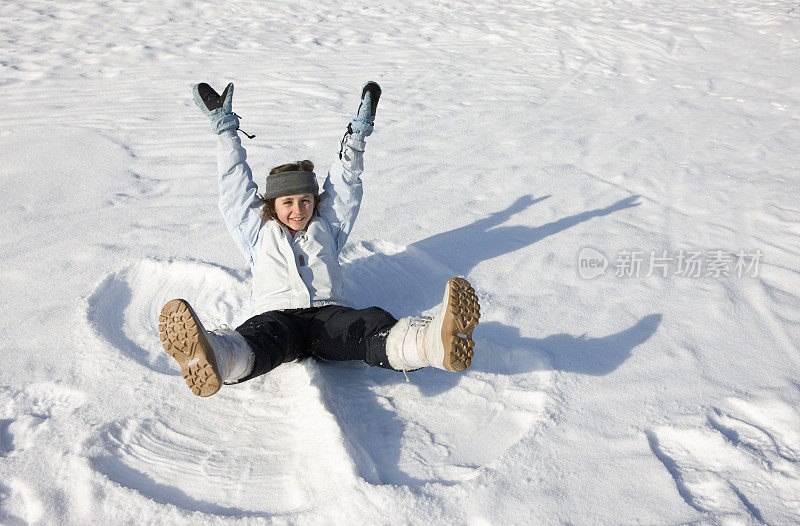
[313,193,661,487]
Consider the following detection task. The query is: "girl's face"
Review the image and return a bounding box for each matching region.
[275,193,315,231]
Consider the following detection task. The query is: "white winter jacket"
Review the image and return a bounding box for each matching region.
[216,129,365,313]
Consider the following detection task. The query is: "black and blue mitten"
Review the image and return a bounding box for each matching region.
[340,81,381,159]
[193,82,250,136]
[349,81,381,136]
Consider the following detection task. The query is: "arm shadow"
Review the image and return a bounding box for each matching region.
[343,193,641,316]
[411,193,640,282]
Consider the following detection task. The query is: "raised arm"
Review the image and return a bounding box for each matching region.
[216,131,263,268]
[317,82,381,253]
[194,82,262,268]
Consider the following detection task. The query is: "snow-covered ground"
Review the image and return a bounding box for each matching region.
[1,0,799,523]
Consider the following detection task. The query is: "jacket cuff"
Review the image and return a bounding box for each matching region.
[345,132,366,152]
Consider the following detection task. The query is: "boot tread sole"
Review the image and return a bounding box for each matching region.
[158,299,221,397]
[441,277,481,372]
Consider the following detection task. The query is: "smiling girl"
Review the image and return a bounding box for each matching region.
[158,81,481,397]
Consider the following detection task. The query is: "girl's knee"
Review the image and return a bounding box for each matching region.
[365,306,397,327]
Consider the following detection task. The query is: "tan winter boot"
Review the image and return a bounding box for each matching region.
[158,299,254,397]
[386,277,481,372]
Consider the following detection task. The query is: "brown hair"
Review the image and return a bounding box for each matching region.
[260,160,320,222]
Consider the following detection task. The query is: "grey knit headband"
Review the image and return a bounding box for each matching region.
[262,170,319,200]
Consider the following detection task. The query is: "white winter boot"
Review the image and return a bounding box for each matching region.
[158,299,255,397]
[385,277,481,373]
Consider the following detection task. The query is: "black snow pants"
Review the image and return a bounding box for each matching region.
[233,305,399,382]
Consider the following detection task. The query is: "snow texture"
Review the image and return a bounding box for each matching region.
[1,0,799,524]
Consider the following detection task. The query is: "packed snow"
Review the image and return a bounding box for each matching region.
[1,0,799,524]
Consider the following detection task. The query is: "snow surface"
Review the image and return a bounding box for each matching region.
[1,0,799,524]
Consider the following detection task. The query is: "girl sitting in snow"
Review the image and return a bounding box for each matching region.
[158,81,481,397]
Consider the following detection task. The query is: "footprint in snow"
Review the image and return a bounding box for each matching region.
[0,383,85,457]
[0,416,48,456]
[648,397,800,524]
[22,382,86,418]
[0,480,43,526]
